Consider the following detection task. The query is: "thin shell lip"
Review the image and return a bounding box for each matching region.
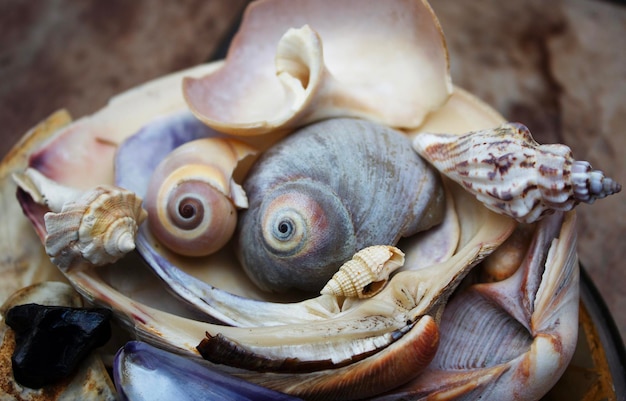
[183,0,452,135]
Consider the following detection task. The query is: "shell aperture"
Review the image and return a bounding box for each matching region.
[237,118,445,293]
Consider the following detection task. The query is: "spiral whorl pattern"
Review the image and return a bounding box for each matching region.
[237,118,445,293]
[144,138,253,257]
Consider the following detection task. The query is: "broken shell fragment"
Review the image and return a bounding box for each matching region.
[379,212,579,400]
[321,245,405,299]
[114,341,300,401]
[183,0,451,135]
[144,137,256,257]
[13,168,147,269]
[413,122,622,223]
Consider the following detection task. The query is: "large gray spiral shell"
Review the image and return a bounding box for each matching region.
[236,118,445,293]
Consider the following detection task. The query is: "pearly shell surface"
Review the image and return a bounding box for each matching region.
[237,117,445,293]
[413,122,622,223]
[14,168,147,270]
[320,245,405,299]
[144,137,255,257]
[182,0,451,135]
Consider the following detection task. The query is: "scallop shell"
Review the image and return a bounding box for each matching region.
[413,122,622,223]
[321,245,405,299]
[13,168,147,270]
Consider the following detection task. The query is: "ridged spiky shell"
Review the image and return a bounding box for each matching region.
[12,167,148,270]
[320,245,404,298]
[413,122,621,223]
[44,185,147,269]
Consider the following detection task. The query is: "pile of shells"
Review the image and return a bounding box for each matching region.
[0,0,620,400]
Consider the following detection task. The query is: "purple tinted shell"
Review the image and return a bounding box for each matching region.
[113,341,301,401]
[114,111,224,196]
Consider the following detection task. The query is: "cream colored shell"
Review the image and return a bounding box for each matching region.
[413,122,621,223]
[320,245,405,299]
[183,0,451,135]
[14,168,147,269]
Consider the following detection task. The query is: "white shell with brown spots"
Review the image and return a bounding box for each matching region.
[413,122,621,223]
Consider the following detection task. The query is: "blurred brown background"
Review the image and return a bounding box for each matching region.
[1,0,624,343]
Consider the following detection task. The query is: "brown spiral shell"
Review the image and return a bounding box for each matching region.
[145,138,256,257]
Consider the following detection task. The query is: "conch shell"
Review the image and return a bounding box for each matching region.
[413,122,621,223]
[13,168,147,270]
[321,245,405,299]
[144,137,256,257]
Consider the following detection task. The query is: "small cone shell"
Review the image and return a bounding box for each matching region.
[321,245,405,298]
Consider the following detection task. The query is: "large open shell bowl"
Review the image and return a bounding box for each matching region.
[0,0,621,400]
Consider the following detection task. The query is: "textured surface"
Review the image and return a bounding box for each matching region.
[1,0,624,343]
[429,0,626,344]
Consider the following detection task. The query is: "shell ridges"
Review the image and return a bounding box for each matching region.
[13,168,147,269]
[413,122,621,223]
[321,245,405,299]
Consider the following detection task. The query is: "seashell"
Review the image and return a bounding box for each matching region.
[13,167,147,270]
[6,70,523,400]
[479,222,534,282]
[4,0,616,395]
[413,122,622,223]
[237,117,445,293]
[144,137,256,257]
[320,245,405,299]
[183,0,451,135]
[381,212,579,400]
[114,341,301,401]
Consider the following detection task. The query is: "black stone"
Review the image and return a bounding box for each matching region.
[5,303,112,389]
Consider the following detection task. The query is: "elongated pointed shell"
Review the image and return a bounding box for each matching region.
[321,246,405,299]
[413,122,622,223]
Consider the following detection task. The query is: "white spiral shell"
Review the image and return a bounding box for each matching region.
[413,122,622,223]
[13,168,147,269]
[320,245,405,299]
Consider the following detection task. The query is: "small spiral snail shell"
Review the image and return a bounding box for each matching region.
[413,122,622,223]
[237,118,445,293]
[145,138,256,257]
[320,245,405,299]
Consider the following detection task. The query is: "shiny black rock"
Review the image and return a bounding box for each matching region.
[6,303,112,389]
